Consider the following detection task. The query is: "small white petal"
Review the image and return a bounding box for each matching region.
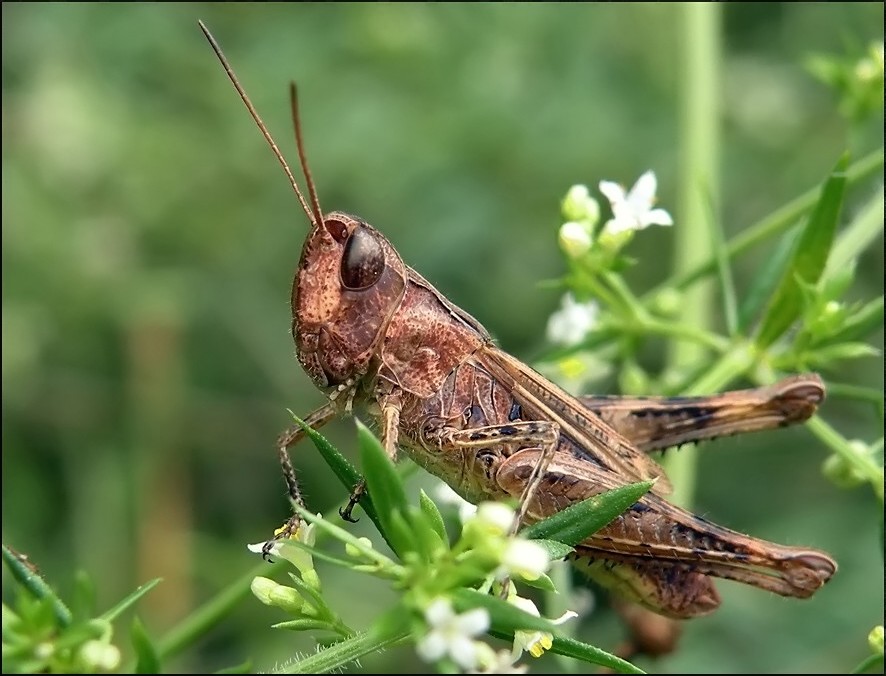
[473,502,516,534]
[416,632,447,662]
[450,636,480,670]
[598,180,627,206]
[501,539,550,580]
[643,208,673,227]
[627,170,657,210]
[550,610,579,625]
[425,598,456,627]
[509,595,541,617]
[546,293,599,347]
[456,608,492,636]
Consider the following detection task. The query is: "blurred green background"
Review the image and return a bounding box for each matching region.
[2,3,883,673]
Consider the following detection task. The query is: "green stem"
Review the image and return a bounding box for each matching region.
[279,612,410,674]
[664,3,721,508]
[601,271,644,320]
[685,344,756,395]
[635,317,730,353]
[850,652,884,674]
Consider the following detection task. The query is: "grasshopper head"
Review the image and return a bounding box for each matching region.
[293,212,408,392]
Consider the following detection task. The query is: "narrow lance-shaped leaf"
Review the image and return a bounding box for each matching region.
[522,480,654,546]
[100,578,162,623]
[755,154,848,348]
[418,489,449,544]
[737,227,798,333]
[131,615,161,674]
[291,413,380,529]
[2,544,72,627]
[356,419,413,558]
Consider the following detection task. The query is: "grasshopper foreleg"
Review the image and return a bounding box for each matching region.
[340,392,404,522]
[262,403,336,558]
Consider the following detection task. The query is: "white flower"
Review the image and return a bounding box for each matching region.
[598,171,673,235]
[470,502,516,536]
[509,595,578,659]
[248,517,320,586]
[546,293,599,347]
[499,539,550,581]
[416,598,492,670]
[558,221,592,258]
[435,481,478,523]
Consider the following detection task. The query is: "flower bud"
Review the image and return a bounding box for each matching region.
[251,576,305,613]
[869,625,884,655]
[821,443,869,489]
[561,184,599,225]
[558,221,592,258]
[79,640,122,672]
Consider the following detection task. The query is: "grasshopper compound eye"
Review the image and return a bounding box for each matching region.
[340,226,385,290]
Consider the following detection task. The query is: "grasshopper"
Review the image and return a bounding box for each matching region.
[198,22,836,621]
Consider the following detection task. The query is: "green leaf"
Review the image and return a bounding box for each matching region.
[451,588,557,634]
[408,505,446,560]
[522,481,654,546]
[547,634,645,673]
[2,544,72,627]
[357,419,412,557]
[518,571,557,593]
[738,229,799,333]
[100,578,162,623]
[419,489,448,544]
[292,413,380,528]
[272,619,336,632]
[755,154,848,348]
[803,342,880,367]
[131,616,161,674]
[530,538,575,561]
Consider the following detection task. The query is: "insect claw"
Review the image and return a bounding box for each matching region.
[339,505,360,523]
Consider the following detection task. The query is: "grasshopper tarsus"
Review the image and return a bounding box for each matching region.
[340,479,366,523]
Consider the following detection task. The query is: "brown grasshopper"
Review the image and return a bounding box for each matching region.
[198,22,836,621]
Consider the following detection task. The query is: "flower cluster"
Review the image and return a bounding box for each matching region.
[248,498,579,673]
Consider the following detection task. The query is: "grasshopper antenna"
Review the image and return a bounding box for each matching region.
[197,20,319,229]
[289,83,324,229]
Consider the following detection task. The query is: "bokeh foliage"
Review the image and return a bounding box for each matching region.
[2,3,883,673]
